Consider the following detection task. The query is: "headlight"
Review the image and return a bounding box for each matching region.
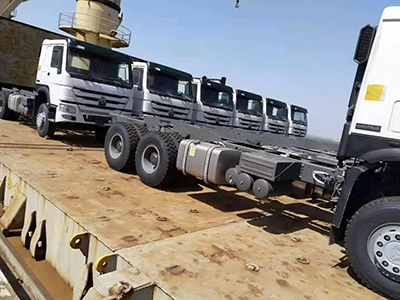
[59,104,76,114]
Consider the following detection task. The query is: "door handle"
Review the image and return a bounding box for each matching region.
[47,72,50,76]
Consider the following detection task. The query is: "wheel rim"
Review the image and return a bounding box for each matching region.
[36,112,46,129]
[0,97,3,113]
[368,223,400,281]
[109,133,124,159]
[141,143,160,174]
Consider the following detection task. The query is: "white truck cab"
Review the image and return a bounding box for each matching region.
[263,98,289,135]
[192,76,234,127]
[287,104,308,137]
[1,38,134,140]
[338,6,400,161]
[130,61,194,123]
[233,89,264,131]
[39,38,133,125]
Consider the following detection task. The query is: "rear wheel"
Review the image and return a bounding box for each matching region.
[104,122,147,172]
[345,197,400,300]
[36,103,56,139]
[135,131,179,188]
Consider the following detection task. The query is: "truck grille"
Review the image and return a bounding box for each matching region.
[293,128,307,137]
[72,87,131,116]
[238,117,262,130]
[204,111,232,126]
[268,123,287,134]
[149,101,191,120]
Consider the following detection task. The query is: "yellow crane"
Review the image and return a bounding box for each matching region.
[58,0,130,49]
[0,0,130,49]
[0,0,241,48]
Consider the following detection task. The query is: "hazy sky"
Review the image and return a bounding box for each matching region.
[13,0,399,138]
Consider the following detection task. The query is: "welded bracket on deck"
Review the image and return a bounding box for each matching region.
[29,219,47,260]
[0,181,27,235]
[96,253,119,274]
[21,211,36,249]
[70,232,90,263]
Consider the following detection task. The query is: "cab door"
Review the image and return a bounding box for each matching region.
[131,66,145,117]
[37,45,64,85]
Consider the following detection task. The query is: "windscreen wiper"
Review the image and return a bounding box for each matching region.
[206,102,232,110]
[77,71,96,81]
[254,111,263,117]
[238,109,260,115]
[221,104,233,111]
[203,102,219,108]
[111,79,126,88]
[170,92,192,101]
[148,89,169,97]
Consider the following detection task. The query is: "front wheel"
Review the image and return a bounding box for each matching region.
[345,197,400,300]
[36,103,56,139]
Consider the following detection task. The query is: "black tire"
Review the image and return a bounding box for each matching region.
[94,127,109,143]
[168,131,185,147]
[345,197,400,300]
[36,103,56,138]
[0,90,12,120]
[135,131,179,188]
[104,122,147,172]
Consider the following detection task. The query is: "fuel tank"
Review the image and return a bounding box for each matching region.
[176,139,241,185]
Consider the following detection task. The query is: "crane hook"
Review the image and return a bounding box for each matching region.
[235,0,240,8]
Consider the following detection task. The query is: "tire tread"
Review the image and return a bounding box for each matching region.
[105,122,148,172]
[135,131,179,188]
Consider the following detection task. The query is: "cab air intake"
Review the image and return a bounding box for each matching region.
[353,25,376,64]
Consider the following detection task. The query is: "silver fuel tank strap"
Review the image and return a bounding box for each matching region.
[180,140,199,176]
[202,144,220,184]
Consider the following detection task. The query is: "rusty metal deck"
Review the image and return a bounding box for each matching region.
[0,119,382,299]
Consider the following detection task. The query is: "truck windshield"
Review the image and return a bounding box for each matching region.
[201,85,233,110]
[266,104,288,120]
[147,70,193,101]
[66,48,133,89]
[291,110,308,125]
[236,96,263,116]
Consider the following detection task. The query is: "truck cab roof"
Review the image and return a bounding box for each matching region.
[266,98,287,107]
[43,38,133,64]
[290,104,308,113]
[235,89,263,101]
[198,77,234,94]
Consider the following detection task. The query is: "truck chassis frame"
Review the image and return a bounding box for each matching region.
[104,113,400,300]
